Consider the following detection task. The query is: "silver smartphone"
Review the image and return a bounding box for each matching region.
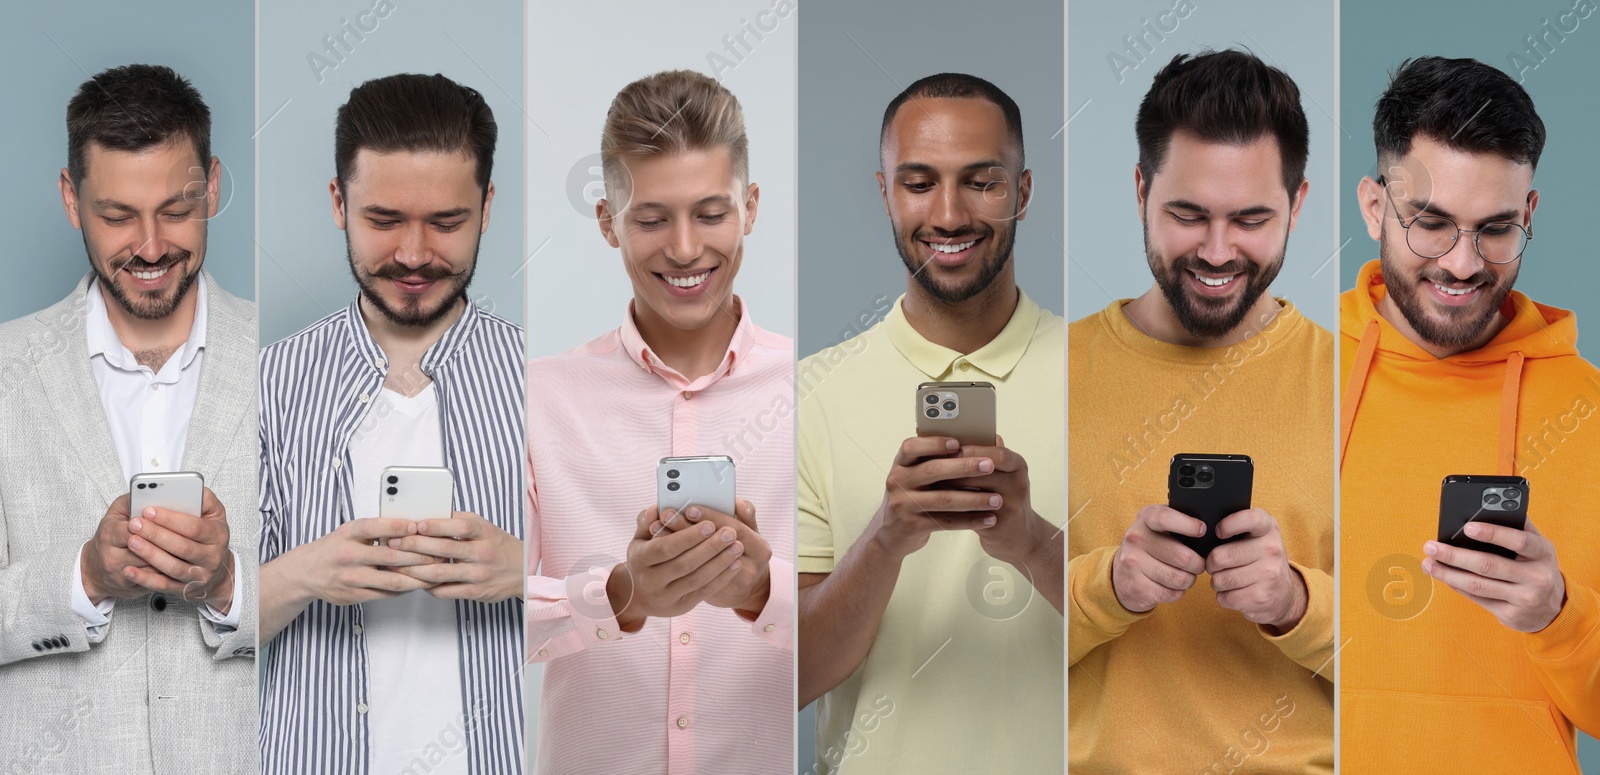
[130,471,204,518]
[657,455,736,516]
[378,466,454,521]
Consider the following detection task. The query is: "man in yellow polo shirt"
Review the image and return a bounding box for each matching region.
[1067,51,1334,773]
[796,73,1064,774]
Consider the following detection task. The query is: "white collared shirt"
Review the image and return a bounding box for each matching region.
[70,277,240,638]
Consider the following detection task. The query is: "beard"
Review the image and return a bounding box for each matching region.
[346,235,478,328]
[893,214,1017,304]
[1145,221,1285,339]
[1378,229,1514,348]
[88,240,200,321]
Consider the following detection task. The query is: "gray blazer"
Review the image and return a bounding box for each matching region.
[0,272,258,774]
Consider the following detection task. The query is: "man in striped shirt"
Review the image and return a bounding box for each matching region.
[257,73,525,775]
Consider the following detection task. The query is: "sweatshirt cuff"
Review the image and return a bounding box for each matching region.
[1071,544,1151,637]
[1259,562,1335,677]
[1525,577,1600,661]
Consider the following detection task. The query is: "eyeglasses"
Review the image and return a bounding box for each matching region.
[1377,177,1532,265]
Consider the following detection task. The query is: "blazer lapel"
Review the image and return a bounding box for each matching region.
[182,272,254,475]
[32,275,125,505]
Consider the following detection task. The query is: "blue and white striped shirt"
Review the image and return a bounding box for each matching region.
[259,299,525,774]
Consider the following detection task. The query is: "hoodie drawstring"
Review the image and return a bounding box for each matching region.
[1499,352,1525,476]
[1339,319,1381,472]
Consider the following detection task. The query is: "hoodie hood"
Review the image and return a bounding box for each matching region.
[1339,259,1581,474]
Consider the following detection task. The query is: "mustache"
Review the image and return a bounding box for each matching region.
[1419,268,1497,288]
[1171,256,1254,277]
[114,250,190,273]
[366,262,463,281]
[913,225,992,244]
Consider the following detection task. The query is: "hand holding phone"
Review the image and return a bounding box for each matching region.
[122,474,235,609]
[1167,454,1253,558]
[1437,475,1528,560]
[1427,477,1565,633]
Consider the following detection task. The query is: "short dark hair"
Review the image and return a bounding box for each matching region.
[1136,49,1309,199]
[1373,56,1544,171]
[66,64,212,186]
[880,72,1025,167]
[335,73,497,198]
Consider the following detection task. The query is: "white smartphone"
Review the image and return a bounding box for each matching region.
[378,466,454,521]
[657,455,736,516]
[130,471,204,518]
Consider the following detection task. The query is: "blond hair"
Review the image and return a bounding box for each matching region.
[600,70,748,206]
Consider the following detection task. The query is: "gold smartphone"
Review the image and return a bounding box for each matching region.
[915,381,997,447]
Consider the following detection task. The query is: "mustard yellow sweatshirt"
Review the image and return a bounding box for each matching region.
[1069,299,1334,774]
[1341,259,1600,773]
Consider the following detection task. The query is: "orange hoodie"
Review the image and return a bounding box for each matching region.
[1340,259,1600,773]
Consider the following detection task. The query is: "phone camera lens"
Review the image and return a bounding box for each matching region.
[925,407,939,418]
[1483,493,1501,505]
[1179,476,1195,488]
[387,475,398,485]
[136,483,146,489]
[1503,500,1519,511]
[942,400,956,411]
[1178,465,1195,476]
[1197,470,1213,483]
[924,394,939,405]
[149,482,158,488]
[1503,488,1521,500]
[666,482,680,492]
[666,469,679,480]
[386,486,397,495]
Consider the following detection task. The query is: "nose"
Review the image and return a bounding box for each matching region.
[663,217,702,265]
[393,223,431,269]
[1433,228,1483,281]
[928,182,970,235]
[1195,221,1237,267]
[127,217,173,265]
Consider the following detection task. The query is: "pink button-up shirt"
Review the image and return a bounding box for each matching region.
[528,299,796,775]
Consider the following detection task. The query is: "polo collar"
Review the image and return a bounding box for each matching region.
[885,288,1041,380]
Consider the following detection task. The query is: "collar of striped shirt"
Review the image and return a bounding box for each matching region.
[259,296,526,775]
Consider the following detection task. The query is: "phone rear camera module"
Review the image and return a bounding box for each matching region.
[1179,476,1195,488]
[924,393,939,405]
[666,481,680,492]
[667,469,680,480]
[386,486,398,495]
[387,475,398,485]
[925,407,939,418]
[1503,488,1521,500]
[1483,492,1502,505]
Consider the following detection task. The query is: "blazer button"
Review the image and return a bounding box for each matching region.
[31,641,42,651]
[150,595,167,612]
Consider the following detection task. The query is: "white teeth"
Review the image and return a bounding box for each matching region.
[930,240,977,254]
[130,266,169,281]
[665,271,708,288]
[1192,270,1236,287]
[1433,282,1472,296]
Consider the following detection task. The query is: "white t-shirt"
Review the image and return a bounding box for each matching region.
[348,383,469,775]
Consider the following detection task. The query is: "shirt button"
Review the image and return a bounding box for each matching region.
[374,357,386,369]
[149,458,160,468]
[958,361,971,372]
[352,625,363,635]
[763,624,776,633]
[596,629,609,640]
[676,716,689,729]
[358,392,370,403]
[679,632,690,645]
[682,391,692,400]
[537,649,548,658]
[149,383,160,392]
[357,703,369,714]
[331,458,342,469]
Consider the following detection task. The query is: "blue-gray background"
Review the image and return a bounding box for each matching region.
[1343,0,1600,766]
[258,0,524,346]
[798,0,1065,359]
[1067,0,1338,330]
[799,0,1062,769]
[0,0,255,319]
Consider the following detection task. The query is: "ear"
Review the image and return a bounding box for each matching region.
[1357,176,1384,243]
[1013,168,1032,223]
[60,168,83,230]
[204,156,222,219]
[479,181,495,234]
[330,177,348,231]
[1285,178,1309,234]
[597,200,620,248]
[741,182,760,235]
[1133,163,1148,224]
[877,170,891,218]
[1525,188,1539,227]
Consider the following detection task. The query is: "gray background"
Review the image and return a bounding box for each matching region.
[523,0,797,359]
[798,0,1062,769]
[523,1,797,771]
[258,0,525,346]
[1067,0,1338,331]
[0,0,255,319]
[798,0,1065,359]
[1342,0,1600,766]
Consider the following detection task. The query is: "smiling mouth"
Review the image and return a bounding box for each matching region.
[928,239,977,254]
[658,267,714,290]
[1432,281,1477,297]
[1191,269,1239,288]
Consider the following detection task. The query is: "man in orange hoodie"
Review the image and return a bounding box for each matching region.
[1341,56,1600,773]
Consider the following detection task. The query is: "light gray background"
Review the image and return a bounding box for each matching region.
[798,0,1065,359]
[523,1,797,771]
[798,1,1063,769]
[523,0,797,359]
[1067,0,1338,331]
[1342,0,1600,766]
[0,0,255,319]
[258,0,525,346]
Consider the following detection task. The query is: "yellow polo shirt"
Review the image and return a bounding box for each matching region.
[798,289,1064,775]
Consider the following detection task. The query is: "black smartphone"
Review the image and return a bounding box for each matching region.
[1439,475,1528,561]
[1167,454,1254,558]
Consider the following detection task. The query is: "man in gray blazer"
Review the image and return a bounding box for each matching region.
[0,64,257,774]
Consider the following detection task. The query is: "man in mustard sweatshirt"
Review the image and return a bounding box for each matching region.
[1068,50,1334,773]
[1340,56,1600,773]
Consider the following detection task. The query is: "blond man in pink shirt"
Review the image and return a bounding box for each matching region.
[526,70,796,774]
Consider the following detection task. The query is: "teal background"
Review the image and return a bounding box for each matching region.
[1343,0,1599,768]
[1067,0,1338,331]
[257,0,525,346]
[0,0,256,318]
